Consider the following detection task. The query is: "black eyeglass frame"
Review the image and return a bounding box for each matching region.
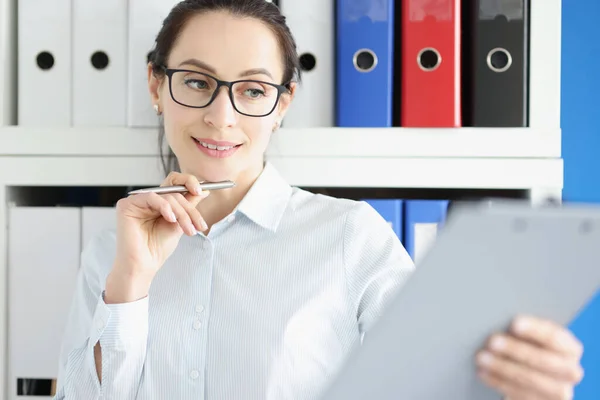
[160,66,291,118]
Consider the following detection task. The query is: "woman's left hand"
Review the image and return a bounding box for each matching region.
[476,315,584,399]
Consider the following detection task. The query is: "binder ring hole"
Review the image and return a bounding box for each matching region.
[91,51,110,70]
[417,48,441,71]
[353,49,378,73]
[36,52,55,70]
[299,53,317,71]
[487,48,512,72]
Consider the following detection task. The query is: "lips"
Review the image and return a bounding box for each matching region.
[192,137,242,158]
[194,138,241,147]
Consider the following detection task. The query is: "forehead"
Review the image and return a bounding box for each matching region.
[168,11,284,82]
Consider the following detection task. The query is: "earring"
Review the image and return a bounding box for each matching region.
[273,120,281,132]
[153,104,161,115]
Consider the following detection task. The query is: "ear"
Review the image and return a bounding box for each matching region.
[147,63,165,111]
[276,81,297,120]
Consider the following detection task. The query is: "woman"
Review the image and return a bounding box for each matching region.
[55,0,584,399]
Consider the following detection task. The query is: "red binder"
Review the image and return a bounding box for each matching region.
[400,0,461,127]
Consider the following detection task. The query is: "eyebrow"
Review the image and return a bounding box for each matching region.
[177,58,274,80]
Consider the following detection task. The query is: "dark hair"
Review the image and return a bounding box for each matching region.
[146,0,302,175]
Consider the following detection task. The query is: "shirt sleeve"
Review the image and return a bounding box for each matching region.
[54,231,149,400]
[343,201,416,334]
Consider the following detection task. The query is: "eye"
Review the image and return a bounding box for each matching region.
[244,88,265,98]
[184,79,209,90]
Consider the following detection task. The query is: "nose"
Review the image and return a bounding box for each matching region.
[203,87,237,129]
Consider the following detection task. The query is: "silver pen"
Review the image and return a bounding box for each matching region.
[127,180,235,195]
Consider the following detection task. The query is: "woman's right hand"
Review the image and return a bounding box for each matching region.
[105,172,210,303]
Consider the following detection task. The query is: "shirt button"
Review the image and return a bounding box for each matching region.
[193,320,202,330]
[226,215,235,223]
[195,305,204,313]
[190,370,200,380]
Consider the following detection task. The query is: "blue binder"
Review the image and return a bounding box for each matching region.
[336,0,394,127]
[404,200,450,262]
[569,292,600,399]
[363,199,403,242]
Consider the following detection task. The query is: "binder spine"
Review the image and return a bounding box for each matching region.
[336,0,395,127]
[465,0,529,127]
[280,0,334,127]
[400,0,461,127]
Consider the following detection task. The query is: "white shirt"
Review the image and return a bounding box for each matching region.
[54,162,415,400]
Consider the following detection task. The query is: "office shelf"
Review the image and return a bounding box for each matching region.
[0,154,562,192]
[0,126,563,197]
[0,126,560,158]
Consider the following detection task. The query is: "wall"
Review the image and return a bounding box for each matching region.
[561,0,600,397]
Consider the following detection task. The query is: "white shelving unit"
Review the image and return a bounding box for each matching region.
[0,1,562,399]
[0,126,561,158]
[0,126,564,194]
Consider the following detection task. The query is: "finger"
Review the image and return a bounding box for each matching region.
[162,171,203,195]
[122,192,177,223]
[478,369,549,400]
[510,315,583,359]
[486,333,584,384]
[164,194,197,236]
[171,193,208,232]
[476,350,575,400]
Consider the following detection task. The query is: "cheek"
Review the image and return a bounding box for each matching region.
[163,105,200,145]
[243,117,274,147]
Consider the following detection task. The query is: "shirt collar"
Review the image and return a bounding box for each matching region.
[235,161,292,232]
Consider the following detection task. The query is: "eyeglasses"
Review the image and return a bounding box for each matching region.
[160,67,290,117]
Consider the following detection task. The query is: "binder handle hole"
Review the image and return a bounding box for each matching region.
[91,51,110,70]
[418,48,441,71]
[36,52,55,70]
[299,53,316,72]
[487,48,512,73]
[353,49,378,73]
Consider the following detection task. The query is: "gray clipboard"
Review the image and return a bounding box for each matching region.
[321,200,600,400]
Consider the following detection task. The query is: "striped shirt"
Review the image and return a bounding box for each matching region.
[54,162,415,400]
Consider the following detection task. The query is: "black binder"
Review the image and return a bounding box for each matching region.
[463,0,529,127]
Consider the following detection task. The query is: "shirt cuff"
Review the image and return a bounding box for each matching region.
[89,291,149,350]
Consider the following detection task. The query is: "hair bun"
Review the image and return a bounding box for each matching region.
[146,49,156,64]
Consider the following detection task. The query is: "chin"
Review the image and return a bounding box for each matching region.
[176,142,262,183]
[190,163,235,182]
[180,157,239,182]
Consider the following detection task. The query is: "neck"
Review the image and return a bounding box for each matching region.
[193,162,264,229]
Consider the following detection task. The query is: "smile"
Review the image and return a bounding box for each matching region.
[197,140,236,151]
[192,138,242,158]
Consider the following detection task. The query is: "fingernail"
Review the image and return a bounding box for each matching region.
[514,316,530,334]
[490,336,506,351]
[477,351,494,367]
[556,331,575,349]
[169,211,177,222]
[201,219,208,230]
[196,185,202,195]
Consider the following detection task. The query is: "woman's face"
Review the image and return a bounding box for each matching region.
[149,11,293,183]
